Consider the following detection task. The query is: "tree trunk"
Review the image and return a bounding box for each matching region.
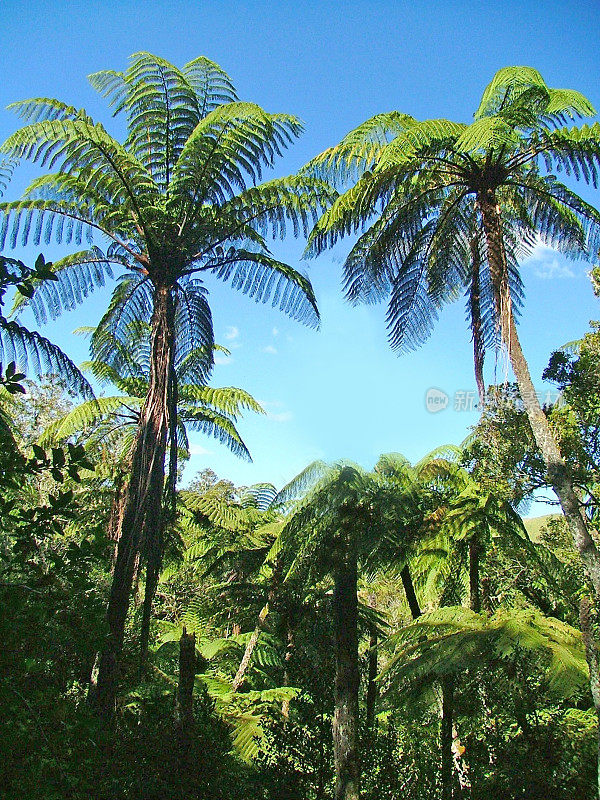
[333,543,360,800]
[232,557,283,692]
[139,344,179,674]
[401,564,422,620]
[231,602,270,692]
[469,538,481,613]
[94,284,175,718]
[365,624,378,731]
[282,618,294,720]
[580,597,600,800]
[138,536,163,677]
[177,628,196,730]
[478,192,600,601]
[441,677,454,800]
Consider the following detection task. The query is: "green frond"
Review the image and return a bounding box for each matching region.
[0,318,93,398]
[536,123,600,189]
[38,395,139,445]
[375,119,467,167]
[180,406,252,461]
[183,55,238,116]
[173,102,303,201]
[303,111,417,185]
[10,247,117,325]
[222,175,337,242]
[7,97,93,124]
[455,116,520,154]
[178,385,264,418]
[208,249,320,328]
[1,117,156,209]
[474,66,549,119]
[383,606,588,699]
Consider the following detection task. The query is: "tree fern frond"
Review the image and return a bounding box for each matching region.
[383,606,588,699]
[10,247,117,324]
[208,249,319,327]
[0,318,93,397]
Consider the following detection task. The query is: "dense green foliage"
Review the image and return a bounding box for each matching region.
[0,60,599,800]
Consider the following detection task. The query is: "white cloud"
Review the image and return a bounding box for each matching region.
[188,443,213,456]
[258,399,293,423]
[272,327,279,337]
[224,325,239,341]
[262,344,278,355]
[214,354,233,366]
[268,410,293,423]
[522,241,576,280]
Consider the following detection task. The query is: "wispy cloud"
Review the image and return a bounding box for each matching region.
[272,327,279,337]
[262,344,278,355]
[522,242,576,280]
[214,354,234,366]
[268,410,293,422]
[224,325,239,341]
[259,399,293,423]
[188,443,213,456]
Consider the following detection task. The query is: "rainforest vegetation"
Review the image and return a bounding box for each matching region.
[1,53,600,799]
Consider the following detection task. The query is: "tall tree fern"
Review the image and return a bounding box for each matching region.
[304,66,600,642]
[0,52,334,716]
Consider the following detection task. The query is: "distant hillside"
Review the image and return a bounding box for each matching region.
[524,514,563,542]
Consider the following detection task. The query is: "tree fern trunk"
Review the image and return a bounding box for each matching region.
[580,598,600,800]
[231,602,270,692]
[94,284,175,718]
[401,564,422,619]
[441,677,454,800]
[333,541,360,800]
[469,538,481,613]
[177,628,196,730]
[232,557,283,692]
[365,624,378,731]
[478,193,600,600]
[282,618,294,720]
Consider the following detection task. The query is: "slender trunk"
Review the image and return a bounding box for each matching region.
[441,677,454,800]
[333,542,360,800]
[177,627,196,730]
[401,564,422,619]
[282,618,294,720]
[365,625,378,731]
[177,627,196,792]
[232,557,283,692]
[469,236,485,403]
[469,538,481,613]
[478,193,600,600]
[580,597,600,800]
[94,284,175,719]
[139,334,179,674]
[139,532,163,677]
[231,602,269,691]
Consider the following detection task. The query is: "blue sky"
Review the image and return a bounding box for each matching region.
[1,0,599,509]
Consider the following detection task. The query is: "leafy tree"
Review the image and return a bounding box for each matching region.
[0,52,334,715]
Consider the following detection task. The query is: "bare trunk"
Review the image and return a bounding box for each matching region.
[333,543,360,800]
[232,557,283,692]
[282,619,294,720]
[401,564,422,620]
[365,625,378,731]
[177,628,196,730]
[231,602,269,692]
[94,284,175,718]
[478,193,600,600]
[441,677,454,800]
[469,538,481,613]
[580,597,600,800]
